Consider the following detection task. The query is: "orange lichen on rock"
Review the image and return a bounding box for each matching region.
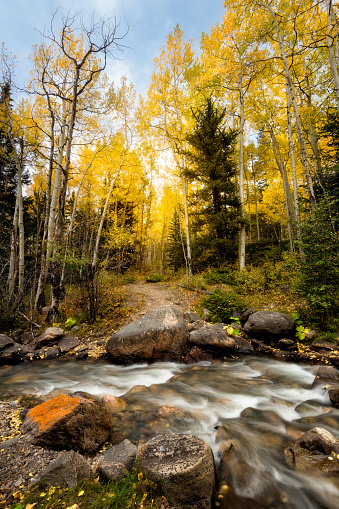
[25,394,81,432]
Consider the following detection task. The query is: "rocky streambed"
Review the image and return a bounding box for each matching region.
[1,306,339,508]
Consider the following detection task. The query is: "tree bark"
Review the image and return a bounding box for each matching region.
[238,85,246,270]
[324,0,339,113]
[258,2,316,211]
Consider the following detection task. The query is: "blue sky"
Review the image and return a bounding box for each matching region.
[1,0,225,97]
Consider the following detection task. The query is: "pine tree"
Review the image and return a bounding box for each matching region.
[167,205,186,272]
[184,98,239,265]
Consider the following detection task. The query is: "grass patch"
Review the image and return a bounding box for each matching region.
[145,274,164,283]
[11,468,165,509]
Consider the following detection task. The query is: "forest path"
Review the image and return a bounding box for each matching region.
[121,280,197,326]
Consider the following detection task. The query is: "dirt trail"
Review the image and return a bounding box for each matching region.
[121,280,197,326]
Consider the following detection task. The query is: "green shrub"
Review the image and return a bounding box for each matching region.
[203,267,233,285]
[199,288,248,323]
[293,202,339,329]
[64,317,77,330]
[121,275,136,284]
[145,274,164,283]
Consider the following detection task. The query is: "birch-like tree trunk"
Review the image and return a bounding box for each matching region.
[324,0,339,113]
[259,2,316,211]
[35,103,66,309]
[285,80,301,228]
[92,153,125,269]
[238,85,246,270]
[269,126,295,250]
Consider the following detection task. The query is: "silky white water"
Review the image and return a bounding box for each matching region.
[1,357,339,508]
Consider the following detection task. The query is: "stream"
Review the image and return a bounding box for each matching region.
[1,356,339,508]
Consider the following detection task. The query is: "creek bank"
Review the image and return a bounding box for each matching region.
[2,306,339,368]
[2,359,339,508]
[2,306,339,506]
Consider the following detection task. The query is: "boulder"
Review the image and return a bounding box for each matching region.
[97,439,137,482]
[10,329,23,343]
[328,389,339,408]
[106,306,189,363]
[34,327,64,348]
[102,394,127,413]
[184,311,202,323]
[188,320,206,332]
[240,308,256,324]
[284,427,339,475]
[189,326,235,353]
[40,346,60,360]
[310,340,337,352]
[184,346,213,363]
[0,334,22,364]
[58,333,80,353]
[40,450,94,488]
[243,311,295,340]
[235,337,254,354]
[21,331,35,344]
[21,394,111,455]
[139,433,215,509]
[311,366,339,388]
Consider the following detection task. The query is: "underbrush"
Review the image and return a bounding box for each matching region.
[11,468,165,509]
[192,261,305,323]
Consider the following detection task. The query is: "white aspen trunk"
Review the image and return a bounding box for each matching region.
[34,105,55,309]
[245,165,252,243]
[260,2,316,210]
[171,95,193,279]
[285,80,300,223]
[16,144,25,298]
[253,172,260,241]
[170,143,193,278]
[238,85,246,271]
[92,154,125,269]
[180,175,193,278]
[60,147,103,286]
[6,118,25,301]
[35,105,66,309]
[270,127,294,250]
[302,60,323,174]
[8,200,18,297]
[324,0,339,113]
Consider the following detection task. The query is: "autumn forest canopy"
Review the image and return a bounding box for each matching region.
[1,0,339,331]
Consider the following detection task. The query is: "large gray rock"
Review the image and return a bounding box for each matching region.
[21,394,111,455]
[97,439,137,482]
[189,325,235,353]
[40,450,94,488]
[0,334,22,364]
[58,333,80,352]
[106,306,189,363]
[243,311,295,340]
[284,427,339,475]
[34,327,64,348]
[139,433,215,509]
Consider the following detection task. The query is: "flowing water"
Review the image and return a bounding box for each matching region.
[1,356,339,508]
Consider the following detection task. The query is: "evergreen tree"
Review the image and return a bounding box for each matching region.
[317,109,339,230]
[184,97,239,265]
[167,205,186,272]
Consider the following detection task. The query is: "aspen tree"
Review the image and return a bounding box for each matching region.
[143,25,194,278]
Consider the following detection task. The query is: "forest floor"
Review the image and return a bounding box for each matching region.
[120,279,198,325]
[75,278,200,359]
